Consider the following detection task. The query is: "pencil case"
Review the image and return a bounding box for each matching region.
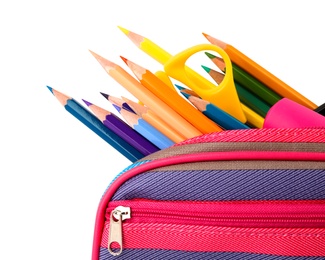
[92,127,325,259]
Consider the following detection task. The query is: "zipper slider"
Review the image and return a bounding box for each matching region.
[108,206,131,256]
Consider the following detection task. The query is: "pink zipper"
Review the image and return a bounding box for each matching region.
[103,199,325,257]
[107,199,325,228]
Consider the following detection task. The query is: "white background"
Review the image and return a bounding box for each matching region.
[1,1,324,259]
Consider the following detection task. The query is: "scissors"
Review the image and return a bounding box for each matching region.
[119,27,264,127]
[163,44,246,123]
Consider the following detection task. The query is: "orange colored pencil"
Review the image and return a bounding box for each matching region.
[202,33,317,109]
[89,50,203,139]
[121,56,223,134]
[121,97,186,143]
[154,70,175,90]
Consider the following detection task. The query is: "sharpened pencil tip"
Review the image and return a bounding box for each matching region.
[202,32,208,38]
[201,65,211,73]
[46,85,53,94]
[117,26,130,35]
[112,104,121,113]
[120,56,128,64]
[89,49,102,61]
[205,52,216,59]
[100,92,109,99]
[174,84,185,91]
[88,49,96,56]
[82,99,92,107]
[117,27,143,47]
[180,91,191,99]
[88,50,116,71]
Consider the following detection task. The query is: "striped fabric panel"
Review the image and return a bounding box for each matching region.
[99,247,325,260]
[111,168,325,201]
[100,160,151,199]
[140,142,325,162]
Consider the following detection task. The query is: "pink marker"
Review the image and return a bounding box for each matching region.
[264,98,325,128]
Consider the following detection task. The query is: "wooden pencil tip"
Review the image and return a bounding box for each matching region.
[82,99,92,107]
[89,50,116,71]
[88,49,98,57]
[48,87,70,106]
[117,26,130,35]
[89,49,102,61]
[112,104,122,113]
[100,92,109,100]
[117,27,143,47]
[119,57,144,80]
[121,96,130,102]
[120,55,128,64]
[201,65,211,73]
[174,84,185,91]
[203,34,227,49]
[180,91,191,99]
[205,52,216,59]
[46,85,53,94]
[202,32,209,38]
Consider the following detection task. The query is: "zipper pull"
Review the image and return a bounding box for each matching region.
[108,206,131,256]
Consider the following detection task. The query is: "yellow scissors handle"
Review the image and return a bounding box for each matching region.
[164,44,246,123]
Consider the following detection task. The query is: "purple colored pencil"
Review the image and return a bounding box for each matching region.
[83,99,160,156]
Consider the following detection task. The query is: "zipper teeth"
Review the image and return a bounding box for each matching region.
[107,207,325,224]
[132,212,324,223]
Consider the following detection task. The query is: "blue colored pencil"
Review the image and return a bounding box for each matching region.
[181,92,250,130]
[113,104,175,150]
[46,86,144,162]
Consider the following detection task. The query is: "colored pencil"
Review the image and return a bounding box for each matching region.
[154,70,175,90]
[181,92,250,130]
[120,56,223,133]
[205,52,281,106]
[113,105,175,149]
[315,103,325,116]
[118,26,247,123]
[118,26,172,65]
[121,97,186,143]
[82,99,159,156]
[202,33,317,109]
[176,84,264,128]
[174,84,201,98]
[89,50,203,139]
[201,65,271,117]
[99,92,135,113]
[46,86,144,162]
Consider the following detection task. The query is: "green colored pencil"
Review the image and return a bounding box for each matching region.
[201,65,271,117]
[205,52,282,106]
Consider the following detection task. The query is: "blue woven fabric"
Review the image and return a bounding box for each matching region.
[111,169,325,201]
[99,247,325,259]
